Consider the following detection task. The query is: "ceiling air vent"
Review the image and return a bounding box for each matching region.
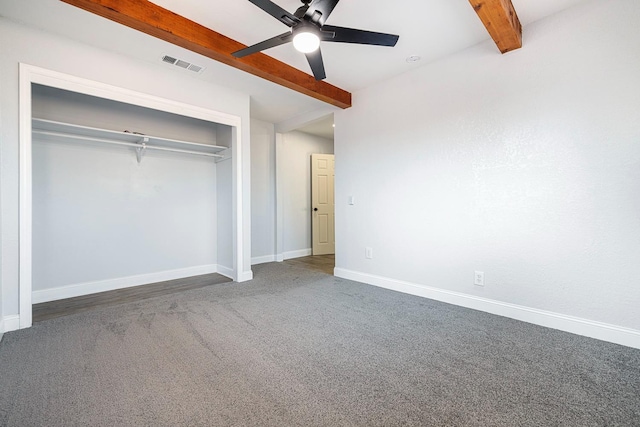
[175,59,190,69]
[161,55,205,74]
[162,55,177,65]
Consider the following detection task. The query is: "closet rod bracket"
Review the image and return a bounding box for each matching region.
[136,137,149,163]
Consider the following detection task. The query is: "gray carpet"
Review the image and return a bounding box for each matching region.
[0,262,639,426]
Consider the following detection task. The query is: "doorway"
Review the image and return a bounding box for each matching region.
[274,113,335,271]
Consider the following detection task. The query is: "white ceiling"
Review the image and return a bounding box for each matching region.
[297,114,335,140]
[0,0,590,131]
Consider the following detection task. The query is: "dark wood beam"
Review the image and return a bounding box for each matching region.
[60,0,352,109]
[469,0,522,53]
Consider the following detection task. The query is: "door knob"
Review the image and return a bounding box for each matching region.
[314,207,318,211]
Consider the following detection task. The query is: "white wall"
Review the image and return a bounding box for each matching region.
[281,131,333,257]
[250,119,277,264]
[335,0,640,346]
[0,19,251,325]
[32,139,219,292]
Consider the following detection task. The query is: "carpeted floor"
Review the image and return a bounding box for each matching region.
[0,261,639,426]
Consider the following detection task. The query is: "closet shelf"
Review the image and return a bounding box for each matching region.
[32,118,229,162]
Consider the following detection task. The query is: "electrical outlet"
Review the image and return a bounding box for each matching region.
[474,271,484,287]
[365,247,373,259]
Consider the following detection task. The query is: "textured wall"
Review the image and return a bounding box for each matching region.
[335,0,640,330]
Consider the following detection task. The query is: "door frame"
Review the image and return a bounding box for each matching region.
[311,153,335,255]
[18,64,248,329]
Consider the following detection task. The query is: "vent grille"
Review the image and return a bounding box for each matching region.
[175,59,190,69]
[161,55,205,74]
[162,55,177,65]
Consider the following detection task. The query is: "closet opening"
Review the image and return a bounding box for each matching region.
[19,65,248,329]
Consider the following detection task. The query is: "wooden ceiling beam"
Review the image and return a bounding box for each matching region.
[469,0,522,53]
[60,0,352,109]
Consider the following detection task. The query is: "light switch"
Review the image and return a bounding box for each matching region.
[348,196,355,205]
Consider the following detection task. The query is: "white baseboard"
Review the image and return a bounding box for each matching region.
[253,252,313,265]
[283,249,312,260]
[32,264,219,304]
[252,255,276,265]
[2,315,21,334]
[217,265,235,280]
[238,270,254,282]
[334,268,640,350]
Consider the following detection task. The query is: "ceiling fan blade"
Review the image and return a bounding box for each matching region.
[248,0,300,27]
[305,0,340,26]
[321,25,399,47]
[305,49,326,81]
[232,32,293,58]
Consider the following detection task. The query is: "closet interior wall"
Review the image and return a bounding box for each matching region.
[31,84,232,302]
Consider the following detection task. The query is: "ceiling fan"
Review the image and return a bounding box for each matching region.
[232,0,400,81]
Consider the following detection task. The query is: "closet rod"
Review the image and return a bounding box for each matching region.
[33,130,225,158]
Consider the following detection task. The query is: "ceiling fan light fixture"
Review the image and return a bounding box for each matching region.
[293,31,320,53]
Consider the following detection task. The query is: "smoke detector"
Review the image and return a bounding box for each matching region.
[161,55,205,74]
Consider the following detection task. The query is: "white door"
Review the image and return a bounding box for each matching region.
[311,154,335,255]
